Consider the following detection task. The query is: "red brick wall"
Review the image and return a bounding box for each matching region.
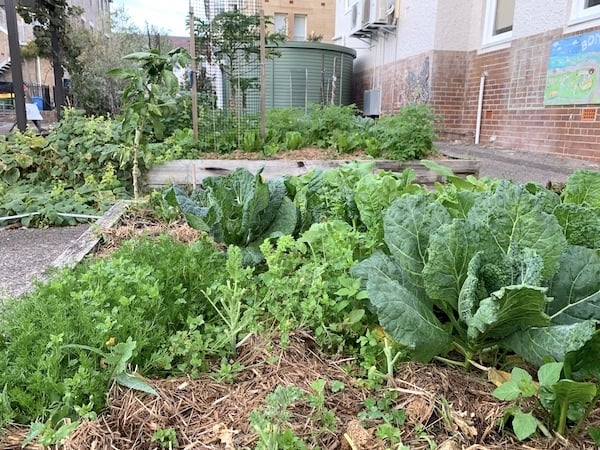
[353,27,600,162]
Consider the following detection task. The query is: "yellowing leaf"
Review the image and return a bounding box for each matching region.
[488,368,511,387]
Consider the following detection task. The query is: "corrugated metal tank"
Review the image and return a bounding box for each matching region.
[264,41,356,110]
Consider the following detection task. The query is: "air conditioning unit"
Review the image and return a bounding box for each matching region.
[349,2,364,35]
[364,88,381,116]
[363,0,394,26]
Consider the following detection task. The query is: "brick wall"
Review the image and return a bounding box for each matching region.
[354,27,600,162]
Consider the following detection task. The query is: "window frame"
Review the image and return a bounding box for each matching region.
[570,0,600,25]
[293,14,307,41]
[482,0,514,47]
[274,12,288,35]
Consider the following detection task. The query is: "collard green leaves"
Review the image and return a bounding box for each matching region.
[165,168,297,264]
[562,170,600,207]
[547,246,600,325]
[354,172,600,366]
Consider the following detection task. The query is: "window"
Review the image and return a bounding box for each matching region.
[483,0,515,45]
[293,14,307,41]
[274,13,288,35]
[571,0,600,24]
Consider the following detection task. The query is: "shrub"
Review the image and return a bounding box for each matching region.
[372,104,438,161]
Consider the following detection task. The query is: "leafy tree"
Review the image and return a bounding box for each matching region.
[67,6,165,116]
[193,10,285,113]
[17,0,85,111]
[108,47,191,200]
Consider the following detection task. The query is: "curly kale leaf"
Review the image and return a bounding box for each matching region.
[553,203,600,250]
[467,180,567,281]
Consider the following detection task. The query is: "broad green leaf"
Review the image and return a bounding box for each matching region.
[383,194,451,289]
[2,167,19,185]
[553,203,600,250]
[467,181,567,281]
[504,321,596,367]
[115,372,159,396]
[492,381,523,402]
[104,337,136,375]
[423,220,474,312]
[564,330,600,380]
[364,266,452,363]
[164,185,212,232]
[467,285,550,342]
[353,250,424,300]
[562,170,600,207]
[553,379,596,406]
[493,367,536,401]
[263,196,297,238]
[548,246,600,324]
[538,362,563,387]
[420,159,454,177]
[512,411,538,441]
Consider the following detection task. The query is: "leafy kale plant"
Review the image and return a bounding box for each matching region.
[353,171,600,369]
[165,168,297,265]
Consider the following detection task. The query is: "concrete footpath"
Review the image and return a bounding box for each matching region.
[437,141,600,185]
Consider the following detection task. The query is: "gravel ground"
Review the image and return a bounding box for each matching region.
[1,144,598,301]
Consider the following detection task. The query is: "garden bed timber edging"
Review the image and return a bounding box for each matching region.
[145,159,480,189]
[50,200,130,269]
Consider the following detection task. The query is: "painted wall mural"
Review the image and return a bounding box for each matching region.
[406,57,430,105]
[544,31,600,105]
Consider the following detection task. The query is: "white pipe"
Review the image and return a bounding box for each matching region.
[475,71,487,145]
[0,212,102,223]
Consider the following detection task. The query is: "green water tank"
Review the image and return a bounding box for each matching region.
[263,41,357,110]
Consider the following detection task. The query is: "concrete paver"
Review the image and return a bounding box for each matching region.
[437,142,600,185]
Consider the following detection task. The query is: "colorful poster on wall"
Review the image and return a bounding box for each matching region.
[544,31,600,105]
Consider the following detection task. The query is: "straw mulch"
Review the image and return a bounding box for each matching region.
[3,333,597,450]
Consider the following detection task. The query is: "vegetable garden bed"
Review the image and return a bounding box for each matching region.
[146,158,480,188]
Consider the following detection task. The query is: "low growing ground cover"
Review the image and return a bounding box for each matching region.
[0,104,438,227]
[1,162,599,448]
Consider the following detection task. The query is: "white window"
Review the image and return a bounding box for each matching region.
[274,13,288,35]
[570,0,600,25]
[483,0,515,46]
[293,14,307,41]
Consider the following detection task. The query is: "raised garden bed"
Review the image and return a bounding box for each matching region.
[146,158,480,188]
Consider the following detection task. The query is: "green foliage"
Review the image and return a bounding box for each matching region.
[258,222,374,351]
[108,47,191,199]
[241,129,264,153]
[164,168,298,265]
[305,104,362,148]
[0,234,227,425]
[353,177,600,367]
[250,385,307,450]
[151,427,179,449]
[0,110,132,226]
[373,104,438,160]
[359,390,406,446]
[494,362,598,440]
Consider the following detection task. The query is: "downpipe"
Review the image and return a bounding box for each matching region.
[474,71,488,145]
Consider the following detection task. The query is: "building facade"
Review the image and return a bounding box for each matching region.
[336,0,600,162]
[0,1,110,99]
[262,0,336,43]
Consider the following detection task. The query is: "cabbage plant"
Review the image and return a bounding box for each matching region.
[354,171,600,372]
